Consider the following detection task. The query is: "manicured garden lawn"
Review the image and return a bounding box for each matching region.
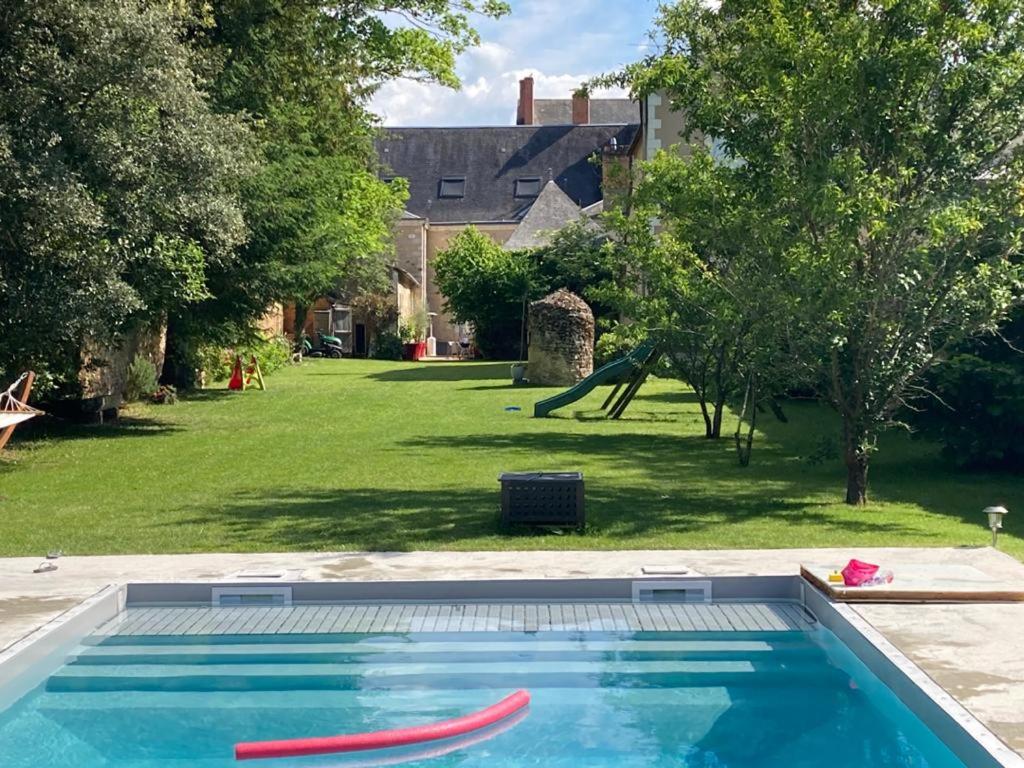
[0,359,1021,558]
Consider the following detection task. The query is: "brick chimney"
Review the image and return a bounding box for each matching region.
[516,76,534,125]
[571,92,590,125]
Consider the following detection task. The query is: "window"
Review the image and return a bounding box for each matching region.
[439,176,466,198]
[514,177,542,198]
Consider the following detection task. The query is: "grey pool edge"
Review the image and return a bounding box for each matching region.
[0,575,1020,768]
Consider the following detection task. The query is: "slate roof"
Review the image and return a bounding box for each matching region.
[533,98,640,126]
[504,181,584,250]
[376,124,639,223]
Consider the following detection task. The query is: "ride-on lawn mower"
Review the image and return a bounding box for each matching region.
[302,331,346,358]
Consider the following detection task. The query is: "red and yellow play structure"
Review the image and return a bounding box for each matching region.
[227,356,266,392]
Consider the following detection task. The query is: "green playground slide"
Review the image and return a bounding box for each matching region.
[533,342,657,418]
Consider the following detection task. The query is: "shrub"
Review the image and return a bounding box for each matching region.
[594,325,643,368]
[434,227,539,358]
[914,353,1024,470]
[399,308,430,342]
[197,335,292,382]
[124,356,158,402]
[371,331,404,360]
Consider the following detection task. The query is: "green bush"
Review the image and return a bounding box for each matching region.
[434,227,539,358]
[371,331,403,360]
[915,353,1024,470]
[594,325,644,368]
[124,356,158,402]
[198,335,292,382]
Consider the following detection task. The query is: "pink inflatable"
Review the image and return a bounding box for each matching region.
[235,690,531,761]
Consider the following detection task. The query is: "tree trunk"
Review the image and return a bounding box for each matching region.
[711,394,725,438]
[698,398,714,437]
[293,302,310,344]
[844,447,869,505]
[160,316,196,390]
[842,422,870,505]
[734,372,757,466]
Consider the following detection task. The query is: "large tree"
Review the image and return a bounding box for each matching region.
[0,0,252,391]
[620,0,1024,503]
[165,0,508,380]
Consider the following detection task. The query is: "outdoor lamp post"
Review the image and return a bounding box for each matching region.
[426,312,438,357]
[984,505,1009,548]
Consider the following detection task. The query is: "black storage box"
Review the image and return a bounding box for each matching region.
[499,471,584,527]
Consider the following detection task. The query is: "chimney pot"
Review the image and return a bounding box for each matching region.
[517,76,535,126]
[572,92,590,125]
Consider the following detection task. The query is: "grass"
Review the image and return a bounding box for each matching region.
[0,359,1021,558]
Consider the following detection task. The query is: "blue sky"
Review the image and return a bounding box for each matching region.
[370,0,661,126]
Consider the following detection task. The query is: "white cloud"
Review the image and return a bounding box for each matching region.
[369,0,651,126]
[372,69,629,127]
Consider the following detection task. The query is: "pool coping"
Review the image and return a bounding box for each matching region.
[0,575,1020,767]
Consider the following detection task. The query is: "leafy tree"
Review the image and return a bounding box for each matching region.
[434,227,540,358]
[0,0,251,391]
[165,0,508,382]
[619,0,1024,502]
[912,309,1024,469]
[596,147,805,457]
[531,220,622,342]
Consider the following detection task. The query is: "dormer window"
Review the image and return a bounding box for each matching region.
[514,177,542,198]
[439,176,466,198]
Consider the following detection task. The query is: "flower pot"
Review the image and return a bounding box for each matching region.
[402,341,427,361]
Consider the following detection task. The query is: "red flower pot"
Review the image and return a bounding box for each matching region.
[402,342,427,361]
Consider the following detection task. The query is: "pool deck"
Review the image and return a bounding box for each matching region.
[1,546,1023,755]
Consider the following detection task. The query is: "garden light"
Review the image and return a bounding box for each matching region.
[984,505,1009,548]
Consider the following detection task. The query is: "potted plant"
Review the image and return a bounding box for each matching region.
[511,361,527,384]
[399,309,430,361]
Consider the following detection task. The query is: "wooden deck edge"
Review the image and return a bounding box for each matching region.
[800,566,1024,603]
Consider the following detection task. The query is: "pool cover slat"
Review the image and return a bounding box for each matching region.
[97,602,814,637]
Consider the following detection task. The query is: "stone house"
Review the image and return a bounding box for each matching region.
[290,79,698,356]
[375,78,641,352]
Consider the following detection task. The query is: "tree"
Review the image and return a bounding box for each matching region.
[912,308,1024,469]
[165,0,508,382]
[620,0,1024,502]
[434,227,540,358]
[0,0,252,391]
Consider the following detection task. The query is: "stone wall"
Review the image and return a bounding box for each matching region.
[78,322,167,405]
[528,290,594,386]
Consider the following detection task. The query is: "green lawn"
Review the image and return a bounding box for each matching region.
[0,359,1020,558]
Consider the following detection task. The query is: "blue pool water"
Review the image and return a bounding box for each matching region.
[0,621,966,767]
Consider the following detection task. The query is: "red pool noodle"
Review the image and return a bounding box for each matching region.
[234,690,531,761]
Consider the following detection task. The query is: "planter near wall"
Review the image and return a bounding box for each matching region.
[402,341,427,361]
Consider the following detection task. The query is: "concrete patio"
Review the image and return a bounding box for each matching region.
[2,546,1023,756]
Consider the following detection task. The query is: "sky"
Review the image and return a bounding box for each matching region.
[370,0,661,127]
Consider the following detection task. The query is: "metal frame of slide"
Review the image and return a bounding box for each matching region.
[533,343,660,418]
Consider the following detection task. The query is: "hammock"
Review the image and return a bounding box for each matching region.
[0,372,42,432]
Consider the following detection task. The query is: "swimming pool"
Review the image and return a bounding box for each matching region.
[0,600,969,767]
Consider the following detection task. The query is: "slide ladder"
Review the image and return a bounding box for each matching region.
[533,342,660,418]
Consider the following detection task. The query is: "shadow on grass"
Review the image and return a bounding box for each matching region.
[177,390,235,402]
[168,423,931,550]
[753,398,1024,541]
[7,414,181,444]
[367,363,510,383]
[632,388,704,405]
[170,480,929,551]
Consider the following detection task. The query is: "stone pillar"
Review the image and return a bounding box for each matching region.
[527,290,595,386]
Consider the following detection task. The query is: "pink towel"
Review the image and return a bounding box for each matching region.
[841,559,879,587]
